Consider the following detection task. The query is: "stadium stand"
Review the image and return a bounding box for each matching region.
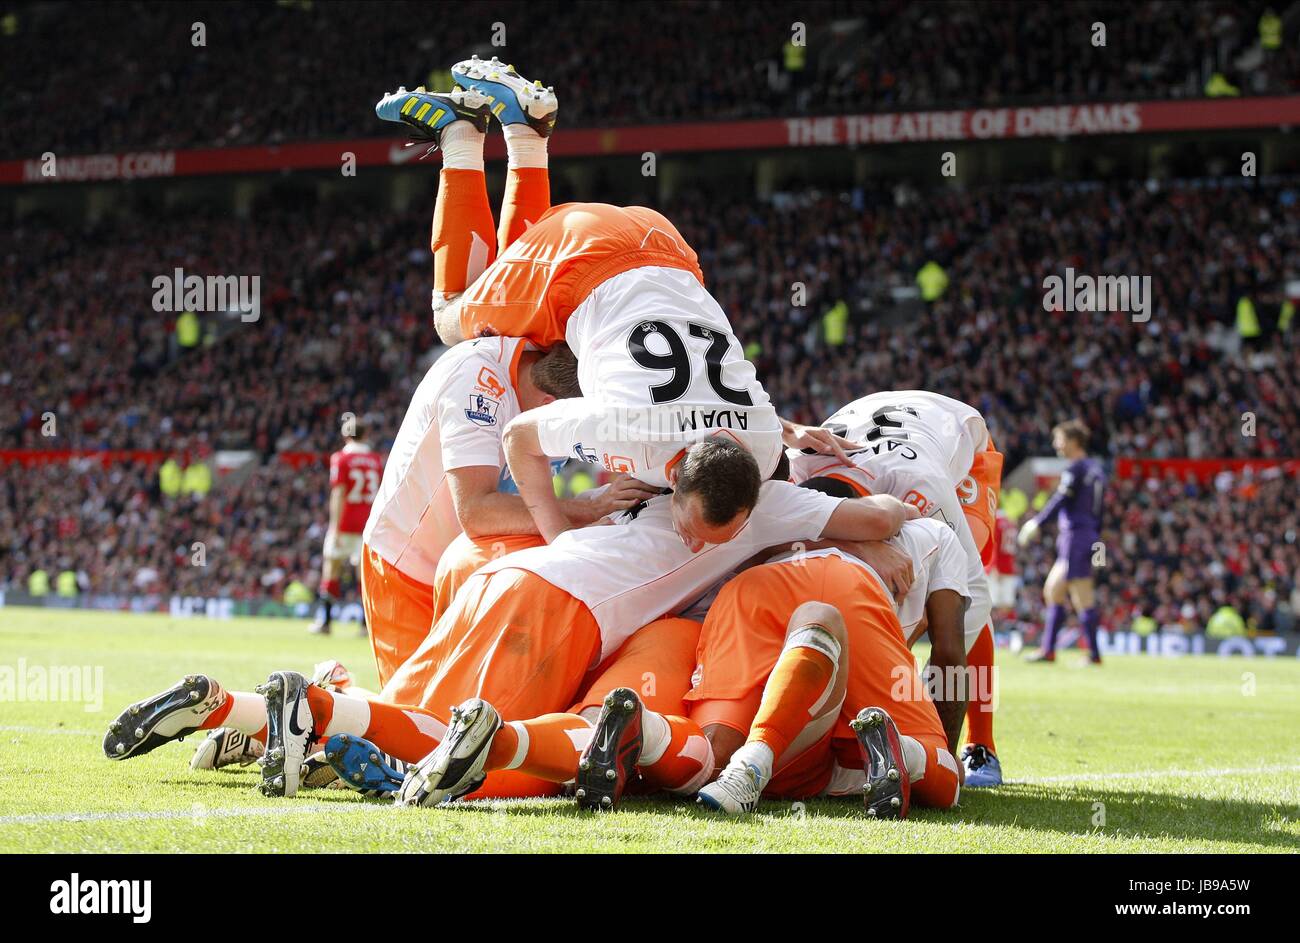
[2,0,1296,159]
[1,1,1295,635]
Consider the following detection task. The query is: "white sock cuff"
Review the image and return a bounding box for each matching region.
[638,710,672,766]
[322,691,372,738]
[785,624,841,665]
[440,122,486,171]
[901,735,927,784]
[503,721,529,771]
[503,123,548,169]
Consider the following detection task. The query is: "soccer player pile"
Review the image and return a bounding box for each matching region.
[102,58,1009,818]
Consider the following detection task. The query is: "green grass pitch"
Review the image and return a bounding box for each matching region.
[1,608,1296,853]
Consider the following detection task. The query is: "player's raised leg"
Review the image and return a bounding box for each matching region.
[374,84,495,313]
[451,55,557,252]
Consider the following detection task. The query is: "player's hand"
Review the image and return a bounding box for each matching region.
[903,503,922,521]
[593,473,662,516]
[780,421,862,467]
[1017,518,1040,547]
[852,541,915,604]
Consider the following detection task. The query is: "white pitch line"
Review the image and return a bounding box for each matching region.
[1016,763,1300,785]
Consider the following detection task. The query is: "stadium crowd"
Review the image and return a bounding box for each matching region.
[6,176,1297,466]
[2,172,1296,630]
[0,458,328,605]
[3,0,1297,633]
[2,0,1295,159]
[685,176,1300,472]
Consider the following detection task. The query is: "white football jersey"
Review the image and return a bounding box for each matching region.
[789,390,992,650]
[532,266,783,487]
[363,337,530,585]
[889,518,976,644]
[788,390,989,498]
[476,480,844,660]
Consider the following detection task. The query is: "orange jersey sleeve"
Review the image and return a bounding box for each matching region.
[457,202,704,347]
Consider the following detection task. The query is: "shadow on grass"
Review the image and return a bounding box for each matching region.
[424,783,1297,850]
[944,783,1298,850]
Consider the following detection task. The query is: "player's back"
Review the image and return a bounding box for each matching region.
[789,390,988,526]
[363,336,528,584]
[1055,456,1106,534]
[816,390,987,478]
[457,202,704,348]
[331,443,383,534]
[475,480,842,661]
[565,262,783,474]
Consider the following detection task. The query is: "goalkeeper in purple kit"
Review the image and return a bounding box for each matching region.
[1018,420,1107,663]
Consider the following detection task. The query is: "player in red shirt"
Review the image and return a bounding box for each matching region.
[987,510,1021,648]
[311,420,384,635]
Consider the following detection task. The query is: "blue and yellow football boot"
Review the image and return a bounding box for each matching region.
[374,85,492,153]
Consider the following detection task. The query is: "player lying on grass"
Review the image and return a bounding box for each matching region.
[383,503,967,817]
[789,389,1008,787]
[375,57,858,547]
[104,466,918,800]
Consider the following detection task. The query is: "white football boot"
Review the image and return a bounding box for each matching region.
[395,698,501,807]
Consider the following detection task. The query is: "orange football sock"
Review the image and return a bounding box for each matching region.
[639,714,712,794]
[964,624,997,753]
[748,646,835,759]
[497,167,550,252]
[911,736,962,809]
[431,168,496,294]
[304,687,446,764]
[484,713,592,782]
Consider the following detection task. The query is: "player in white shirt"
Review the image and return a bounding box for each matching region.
[356,335,657,688]
[787,390,1009,785]
[503,270,861,547]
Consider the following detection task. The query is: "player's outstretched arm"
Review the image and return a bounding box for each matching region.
[502,413,583,542]
[448,466,549,537]
[923,588,969,755]
[779,416,860,466]
[821,494,919,542]
[448,466,659,537]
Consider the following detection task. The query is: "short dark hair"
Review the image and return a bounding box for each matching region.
[344,419,366,441]
[1053,419,1089,449]
[799,475,859,499]
[675,438,761,525]
[530,343,580,398]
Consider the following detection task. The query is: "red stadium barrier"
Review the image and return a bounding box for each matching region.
[5,96,1300,185]
[0,448,168,467]
[1114,457,1300,483]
